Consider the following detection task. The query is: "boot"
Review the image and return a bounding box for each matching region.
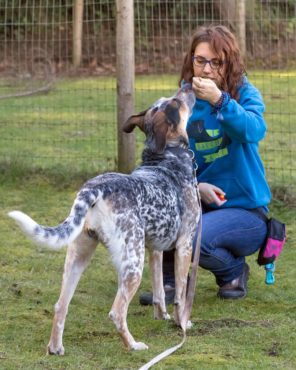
[217,263,250,299]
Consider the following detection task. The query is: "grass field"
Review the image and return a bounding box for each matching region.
[0,72,295,190]
[0,73,296,369]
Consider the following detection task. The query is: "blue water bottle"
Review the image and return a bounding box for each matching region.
[265,262,275,285]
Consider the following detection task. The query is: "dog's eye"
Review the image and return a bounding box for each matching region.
[172,98,182,108]
[151,106,159,114]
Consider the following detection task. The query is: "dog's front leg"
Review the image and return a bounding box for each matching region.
[47,233,97,355]
[173,243,191,327]
[149,250,170,320]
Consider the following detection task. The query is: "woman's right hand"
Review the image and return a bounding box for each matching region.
[192,77,222,105]
[199,182,227,206]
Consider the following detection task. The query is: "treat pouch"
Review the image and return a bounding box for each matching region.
[257,218,286,266]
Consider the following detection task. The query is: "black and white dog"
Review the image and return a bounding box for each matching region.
[9,84,201,353]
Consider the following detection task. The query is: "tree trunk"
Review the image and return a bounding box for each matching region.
[215,0,236,30]
[215,0,246,57]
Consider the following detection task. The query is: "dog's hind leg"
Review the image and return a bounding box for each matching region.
[108,232,147,350]
[47,231,97,355]
[149,250,170,320]
[173,240,192,328]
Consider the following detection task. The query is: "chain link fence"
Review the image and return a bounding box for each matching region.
[0,1,295,204]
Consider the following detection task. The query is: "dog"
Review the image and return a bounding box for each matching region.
[8,84,201,353]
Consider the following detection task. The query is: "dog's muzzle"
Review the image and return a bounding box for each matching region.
[175,84,196,111]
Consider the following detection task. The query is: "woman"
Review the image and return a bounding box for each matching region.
[140,25,271,302]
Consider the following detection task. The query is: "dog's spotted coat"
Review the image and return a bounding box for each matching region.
[9,84,201,353]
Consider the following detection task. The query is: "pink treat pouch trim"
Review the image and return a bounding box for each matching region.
[257,218,286,266]
[263,238,286,259]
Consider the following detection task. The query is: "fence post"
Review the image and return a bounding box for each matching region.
[236,0,246,57]
[116,0,135,173]
[73,0,84,68]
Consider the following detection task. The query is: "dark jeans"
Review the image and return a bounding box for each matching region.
[163,207,268,287]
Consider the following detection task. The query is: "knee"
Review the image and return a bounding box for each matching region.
[199,248,231,271]
[109,310,122,330]
[54,302,68,316]
[199,253,220,270]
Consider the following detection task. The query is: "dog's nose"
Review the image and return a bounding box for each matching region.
[177,84,196,110]
[180,83,192,92]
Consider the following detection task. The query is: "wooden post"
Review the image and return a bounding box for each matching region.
[73,0,84,68]
[236,0,246,57]
[215,0,246,57]
[116,0,135,173]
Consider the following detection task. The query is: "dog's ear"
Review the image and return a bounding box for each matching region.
[146,111,168,154]
[122,110,147,133]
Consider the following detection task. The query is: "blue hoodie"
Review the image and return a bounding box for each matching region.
[186,77,271,209]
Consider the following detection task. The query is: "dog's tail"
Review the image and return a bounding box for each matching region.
[8,188,99,250]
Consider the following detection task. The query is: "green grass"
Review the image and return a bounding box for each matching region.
[0,77,118,177]
[0,179,295,370]
[0,72,296,369]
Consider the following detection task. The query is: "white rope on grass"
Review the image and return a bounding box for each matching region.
[138,332,187,370]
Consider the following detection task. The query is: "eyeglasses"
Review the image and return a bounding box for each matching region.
[192,56,224,70]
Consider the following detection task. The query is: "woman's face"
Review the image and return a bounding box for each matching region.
[192,42,225,87]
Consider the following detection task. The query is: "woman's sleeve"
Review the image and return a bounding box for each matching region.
[217,84,267,143]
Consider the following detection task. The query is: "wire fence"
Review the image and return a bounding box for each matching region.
[0,0,295,205]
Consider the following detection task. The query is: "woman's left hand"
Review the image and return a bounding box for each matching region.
[192,77,222,105]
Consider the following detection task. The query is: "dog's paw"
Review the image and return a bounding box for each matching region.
[131,341,149,351]
[153,304,171,321]
[47,344,65,356]
[162,312,171,320]
[154,311,171,320]
[186,320,193,329]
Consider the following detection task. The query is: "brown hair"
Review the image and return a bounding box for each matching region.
[179,25,246,100]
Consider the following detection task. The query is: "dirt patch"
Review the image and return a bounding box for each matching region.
[189,318,273,336]
[266,341,281,357]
